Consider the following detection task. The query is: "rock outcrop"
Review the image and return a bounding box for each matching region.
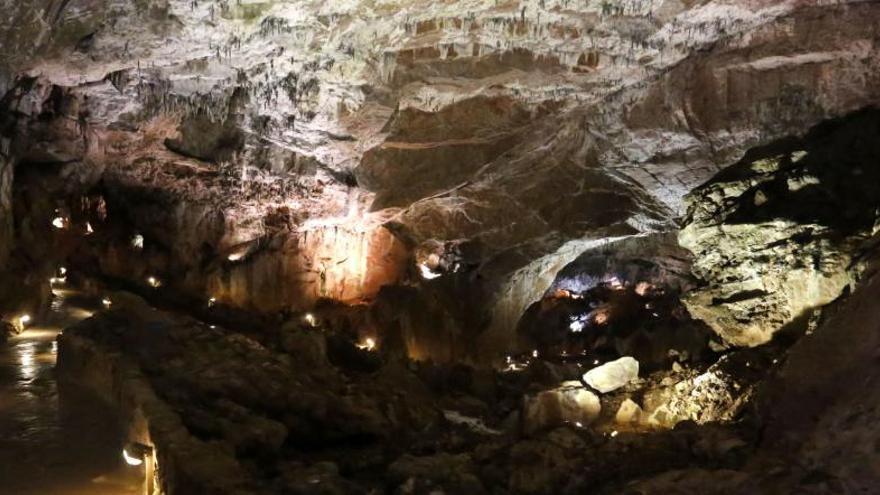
[58,292,442,494]
[609,249,880,494]
[680,111,880,346]
[583,356,639,393]
[522,381,601,434]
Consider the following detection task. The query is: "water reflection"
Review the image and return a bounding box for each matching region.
[18,341,36,381]
[0,288,141,494]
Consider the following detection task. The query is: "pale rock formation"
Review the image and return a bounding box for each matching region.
[584,356,639,393]
[522,380,601,434]
[642,356,751,428]
[614,398,644,425]
[679,112,880,346]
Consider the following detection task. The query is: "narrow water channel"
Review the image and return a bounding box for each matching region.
[0,286,142,494]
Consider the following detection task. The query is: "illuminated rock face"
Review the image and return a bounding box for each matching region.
[522,381,601,434]
[0,0,879,356]
[207,222,407,312]
[679,112,880,347]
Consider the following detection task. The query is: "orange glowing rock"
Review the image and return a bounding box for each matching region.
[635,282,653,296]
[552,289,572,299]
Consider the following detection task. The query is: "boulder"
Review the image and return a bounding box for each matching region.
[522,381,600,434]
[615,398,644,425]
[279,329,328,367]
[583,357,639,393]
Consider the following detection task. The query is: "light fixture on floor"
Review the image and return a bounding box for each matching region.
[131,234,144,250]
[122,442,152,467]
[16,314,32,331]
[418,262,442,280]
[356,337,376,351]
[147,276,161,288]
[303,313,316,326]
[50,267,68,285]
[102,297,112,309]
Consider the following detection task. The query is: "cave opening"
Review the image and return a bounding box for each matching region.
[2,2,880,494]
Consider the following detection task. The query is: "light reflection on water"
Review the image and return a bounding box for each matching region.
[0,288,142,494]
[18,341,36,382]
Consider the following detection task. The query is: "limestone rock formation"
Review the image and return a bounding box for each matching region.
[607,251,880,494]
[680,112,880,346]
[583,356,640,393]
[2,2,880,492]
[0,0,878,361]
[614,398,643,425]
[522,380,601,434]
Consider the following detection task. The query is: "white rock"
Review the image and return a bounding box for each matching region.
[522,382,600,434]
[583,357,640,393]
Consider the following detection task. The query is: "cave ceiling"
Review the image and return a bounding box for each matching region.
[0,0,879,354]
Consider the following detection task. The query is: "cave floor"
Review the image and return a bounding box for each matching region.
[0,287,141,495]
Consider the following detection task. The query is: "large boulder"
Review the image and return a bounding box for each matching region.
[522,381,601,434]
[583,357,640,393]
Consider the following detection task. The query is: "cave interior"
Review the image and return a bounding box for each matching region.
[1,1,880,494]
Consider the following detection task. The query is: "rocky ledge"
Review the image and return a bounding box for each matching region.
[54,279,868,494]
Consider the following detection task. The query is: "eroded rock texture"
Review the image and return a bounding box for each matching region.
[2,3,880,491]
[0,0,879,359]
[680,111,880,346]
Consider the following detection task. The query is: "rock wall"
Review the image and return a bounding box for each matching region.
[680,111,880,346]
[616,247,880,494]
[0,153,12,267]
[0,0,879,355]
[207,222,407,312]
